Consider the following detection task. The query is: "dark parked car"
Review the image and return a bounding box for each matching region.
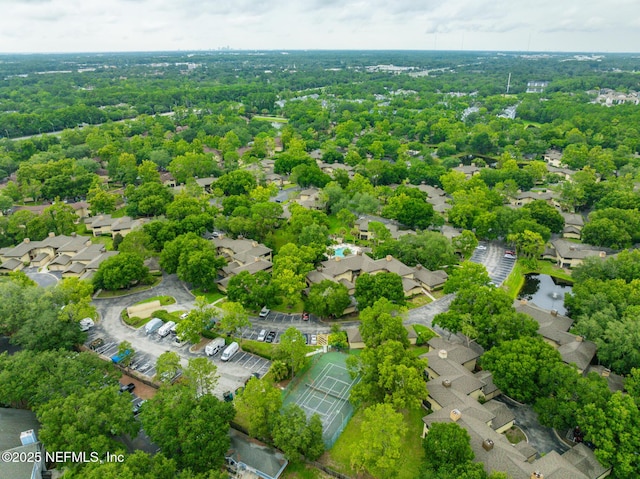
[265,331,276,343]
[223,391,233,402]
[119,383,135,394]
[89,338,104,350]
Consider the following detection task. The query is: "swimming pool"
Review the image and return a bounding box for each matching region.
[331,244,360,258]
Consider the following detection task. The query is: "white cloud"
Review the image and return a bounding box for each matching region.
[0,0,639,52]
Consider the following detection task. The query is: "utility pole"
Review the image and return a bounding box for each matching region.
[506,73,512,95]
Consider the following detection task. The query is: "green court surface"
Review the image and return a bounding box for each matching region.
[283,352,360,447]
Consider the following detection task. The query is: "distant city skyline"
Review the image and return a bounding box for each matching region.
[2,0,639,54]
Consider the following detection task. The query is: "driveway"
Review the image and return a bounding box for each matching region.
[496,397,570,455]
[406,294,456,336]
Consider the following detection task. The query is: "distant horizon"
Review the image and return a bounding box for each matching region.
[0,48,637,56]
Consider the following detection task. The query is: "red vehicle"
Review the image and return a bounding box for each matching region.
[302,312,310,321]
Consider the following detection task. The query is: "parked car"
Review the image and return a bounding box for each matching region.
[504,253,517,259]
[133,400,146,415]
[111,349,133,364]
[311,334,317,345]
[257,329,267,341]
[223,391,233,402]
[259,306,271,318]
[265,331,276,343]
[119,383,135,394]
[79,318,95,331]
[475,245,487,250]
[244,372,260,385]
[302,312,310,321]
[89,338,104,350]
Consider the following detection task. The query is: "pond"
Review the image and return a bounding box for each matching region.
[517,274,573,315]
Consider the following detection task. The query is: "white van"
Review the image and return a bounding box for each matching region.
[157,321,176,338]
[221,341,239,361]
[205,337,226,356]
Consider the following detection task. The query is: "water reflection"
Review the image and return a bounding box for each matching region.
[517,274,573,315]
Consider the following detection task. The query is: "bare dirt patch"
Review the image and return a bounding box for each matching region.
[119,373,158,400]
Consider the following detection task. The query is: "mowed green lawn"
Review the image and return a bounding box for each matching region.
[324,405,425,478]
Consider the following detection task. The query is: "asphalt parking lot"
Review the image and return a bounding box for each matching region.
[218,350,271,378]
[254,310,317,324]
[470,242,516,286]
[86,328,159,378]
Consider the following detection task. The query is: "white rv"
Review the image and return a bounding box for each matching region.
[157,321,176,338]
[205,337,226,356]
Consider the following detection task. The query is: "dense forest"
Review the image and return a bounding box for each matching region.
[2,50,640,478]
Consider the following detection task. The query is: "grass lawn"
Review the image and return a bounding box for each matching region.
[407,295,432,309]
[96,277,162,298]
[281,462,328,479]
[111,207,127,218]
[503,260,573,299]
[90,235,113,250]
[413,324,437,341]
[134,295,176,306]
[122,312,150,328]
[505,425,526,444]
[326,405,425,478]
[272,298,305,314]
[191,288,224,303]
[252,115,288,123]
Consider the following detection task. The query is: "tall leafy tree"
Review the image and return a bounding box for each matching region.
[422,422,475,474]
[234,377,282,441]
[0,349,120,409]
[93,252,149,290]
[481,337,563,404]
[350,403,407,479]
[216,301,251,336]
[304,280,351,319]
[272,404,324,461]
[347,339,427,409]
[276,327,309,378]
[581,392,640,478]
[355,272,405,310]
[155,351,181,384]
[37,386,139,463]
[358,298,409,349]
[443,261,491,294]
[140,383,235,473]
[175,296,215,344]
[226,270,277,310]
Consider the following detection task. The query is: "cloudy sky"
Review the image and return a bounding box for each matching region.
[1,0,639,54]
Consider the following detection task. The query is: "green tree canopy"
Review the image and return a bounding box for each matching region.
[350,403,407,479]
[234,377,282,441]
[93,252,150,290]
[481,337,563,404]
[355,272,405,310]
[140,383,235,473]
[304,280,351,319]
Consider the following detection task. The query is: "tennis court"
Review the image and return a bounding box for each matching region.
[283,352,360,448]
